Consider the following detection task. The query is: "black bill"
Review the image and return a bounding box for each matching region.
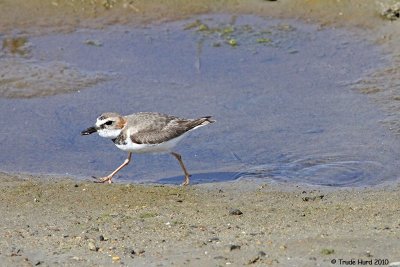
[81,126,97,135]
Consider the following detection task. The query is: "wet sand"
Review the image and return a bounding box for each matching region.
[1,0,400,266]
[1,173,399,266]
[0,0,390,34]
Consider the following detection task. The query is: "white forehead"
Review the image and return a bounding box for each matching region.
[95,117,110,126]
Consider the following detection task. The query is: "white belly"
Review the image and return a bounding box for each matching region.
[115,134,186,154]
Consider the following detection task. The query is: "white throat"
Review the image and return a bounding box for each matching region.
[97,129,122,139]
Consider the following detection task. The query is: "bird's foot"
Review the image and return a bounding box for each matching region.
[91,176,113,184]
[180,175,191,186]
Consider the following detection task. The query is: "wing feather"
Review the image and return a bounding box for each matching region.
[129,114,214,144]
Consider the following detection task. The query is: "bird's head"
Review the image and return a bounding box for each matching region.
[81,112,126,139]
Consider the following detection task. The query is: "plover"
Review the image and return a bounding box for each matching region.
[81,112,215,185]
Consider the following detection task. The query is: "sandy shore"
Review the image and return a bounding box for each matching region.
[0,173,399,266]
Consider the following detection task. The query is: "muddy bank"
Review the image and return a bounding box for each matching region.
[0,58,108,98]
[0,173,399,266]
[0,0,391,34]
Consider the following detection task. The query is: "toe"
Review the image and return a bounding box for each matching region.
[93,176,112,184]
[181,180,190,186]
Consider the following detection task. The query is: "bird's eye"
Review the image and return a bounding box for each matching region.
[105,121,113,126]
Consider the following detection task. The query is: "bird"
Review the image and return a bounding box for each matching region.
[81,112,215,186]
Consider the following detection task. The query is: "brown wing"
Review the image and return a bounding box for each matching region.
[130,116,213,144]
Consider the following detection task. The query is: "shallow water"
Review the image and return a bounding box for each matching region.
[1,15,399,186]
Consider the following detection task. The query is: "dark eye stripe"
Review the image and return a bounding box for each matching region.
[105,121,113,125]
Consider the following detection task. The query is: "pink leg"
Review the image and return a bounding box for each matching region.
[94,153,132,184]
[170,152,191,186]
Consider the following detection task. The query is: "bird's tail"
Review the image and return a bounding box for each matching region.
[188,116,216,129]
[199,116,216,126]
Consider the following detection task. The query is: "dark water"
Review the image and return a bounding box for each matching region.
[1,15,399,186]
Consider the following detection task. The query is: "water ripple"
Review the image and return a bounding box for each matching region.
[237,157,385,186]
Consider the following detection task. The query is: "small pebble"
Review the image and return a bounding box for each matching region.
[364,251,373,257]
[208,237,220,242]
[382,4,400,21]
[258,251,267,257]
[229,208,243,215]
[302,195,324,201]
[320,248,334,255]
[88,242,98,251]
[247,256,261,264]
[229,245,241,251]
[124,248,136,257]
[10,247,22,257]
